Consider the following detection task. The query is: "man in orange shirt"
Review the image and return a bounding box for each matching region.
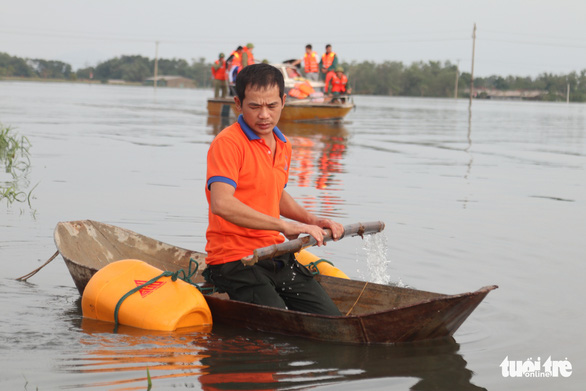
[204,63,342,315]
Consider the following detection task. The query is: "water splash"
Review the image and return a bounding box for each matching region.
[361,233,392,285]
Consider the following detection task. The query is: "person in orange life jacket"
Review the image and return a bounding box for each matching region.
[242,43,255,68]
[319,44,338,81]
[292,44,319,81]
[325,66,351,103]
[204,63,343,315]
[225,46,243,95]
[211,53,227,98]
[226,46,243,70]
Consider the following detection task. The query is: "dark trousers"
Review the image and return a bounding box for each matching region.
[207,253,341,316]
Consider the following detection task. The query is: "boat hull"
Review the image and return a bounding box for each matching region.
[55,220,496,344]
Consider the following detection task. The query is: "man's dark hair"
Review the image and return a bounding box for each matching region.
[235,63,285,103]
[236,46,243,51]
[325,44,332,49]
[306,44,312,50]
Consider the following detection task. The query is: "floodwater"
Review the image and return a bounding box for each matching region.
[1,81,584,390]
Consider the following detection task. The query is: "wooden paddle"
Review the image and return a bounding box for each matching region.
[241,221,385,266]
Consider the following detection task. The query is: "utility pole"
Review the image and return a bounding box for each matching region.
[455,59,460,99]
[154,41,159,90]
[469,23,476,106]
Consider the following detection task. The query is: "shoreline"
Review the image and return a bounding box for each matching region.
[0,77,199,89]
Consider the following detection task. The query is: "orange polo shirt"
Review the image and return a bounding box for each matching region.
[205,115,292,265]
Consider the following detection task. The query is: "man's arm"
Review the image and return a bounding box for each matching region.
[210,182,342,246]
[279,190,344,242]
[210,181,282,230]
[210,183,336,245]
[328,56,339,72]
[319,57,328,74]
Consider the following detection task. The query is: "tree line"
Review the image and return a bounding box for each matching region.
[2,52,586,101]
[341,60,586,102]
[76,55,211,87]
[0,52,211,87]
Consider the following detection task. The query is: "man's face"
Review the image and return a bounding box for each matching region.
[306,47,312,54]
[235,84,285,138]
[326,46,332,54]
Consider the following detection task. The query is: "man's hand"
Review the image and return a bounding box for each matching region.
[278,190,344,245]
[281,219,344,246]
[315,218,344,241]
[282,221,328,246]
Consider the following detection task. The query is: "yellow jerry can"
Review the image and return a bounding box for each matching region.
[82,259,212,331]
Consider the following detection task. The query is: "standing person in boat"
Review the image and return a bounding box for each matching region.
[292,44,319,81]
[319,44,338,81]
[225,46,243,95]
[204,63,343,316]
[211,53,227,98]
[241,43,255,68]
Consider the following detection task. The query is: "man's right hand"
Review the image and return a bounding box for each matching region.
[282,221,328,246]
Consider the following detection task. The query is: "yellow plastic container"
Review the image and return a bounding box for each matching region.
[294,250,349,279]
[82,259,212,331]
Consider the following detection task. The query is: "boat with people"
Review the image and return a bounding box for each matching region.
[207,63,354,123]
[53,219,496,344]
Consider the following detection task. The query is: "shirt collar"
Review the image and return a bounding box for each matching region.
[238,114,287,143]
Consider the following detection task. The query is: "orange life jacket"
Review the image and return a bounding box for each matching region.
[304,51,319,73]
[325,71,347,93]
[242,47,254,66]
[321,52,336,70]
[332,74,347,93]
[211,59,226,80]
[229,51,242,68]
[288,81,315,99]
[288,88,306,99]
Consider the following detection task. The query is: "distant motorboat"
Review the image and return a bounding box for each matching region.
[207,63,354,123]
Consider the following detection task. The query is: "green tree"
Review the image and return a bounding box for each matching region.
[0,52,35,77]
[28,59,72,79]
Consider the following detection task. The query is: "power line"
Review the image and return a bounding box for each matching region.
[480,38,586,50]
[481,28,585,44]
[0,27,471,46]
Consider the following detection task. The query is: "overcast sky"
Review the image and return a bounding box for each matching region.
[2,0,585,77]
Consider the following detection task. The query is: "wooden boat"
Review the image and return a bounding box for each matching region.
[54,220,497,344]
[207,97,354,123]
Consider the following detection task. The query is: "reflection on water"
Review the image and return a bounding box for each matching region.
[0,126,35,207]
[63,317,485,390]
[62,318,211,390]
[207,116,349,218]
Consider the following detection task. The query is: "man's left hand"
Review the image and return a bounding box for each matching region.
[316,218,344,241]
